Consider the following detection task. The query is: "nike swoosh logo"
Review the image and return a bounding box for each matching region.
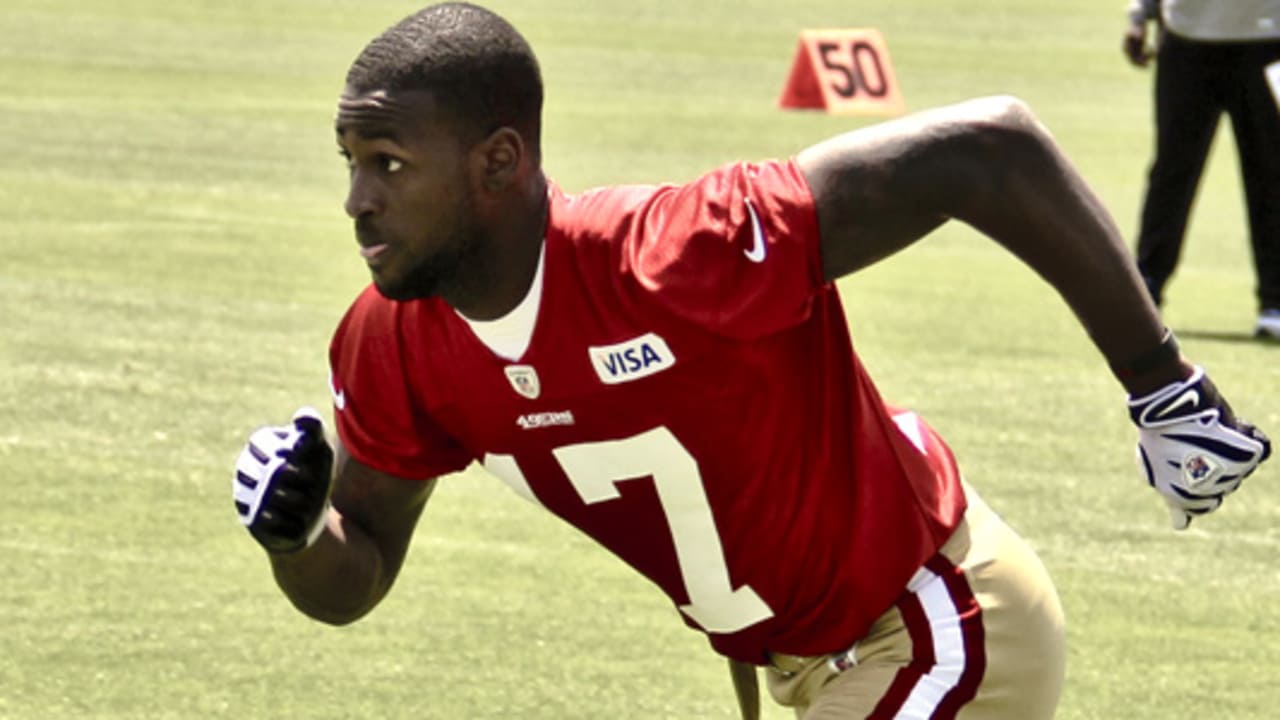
[1155,389,1199,419]
[743,197,766,263]
[329,372,347,411]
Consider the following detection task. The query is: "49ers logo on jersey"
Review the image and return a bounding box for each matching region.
[504,364,541,399]
[588,332,676,385]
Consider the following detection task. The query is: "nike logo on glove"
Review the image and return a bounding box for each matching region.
[743,197,767,263]
[1155,389,1199,420]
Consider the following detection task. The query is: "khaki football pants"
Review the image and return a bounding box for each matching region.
[765,485,1065,719]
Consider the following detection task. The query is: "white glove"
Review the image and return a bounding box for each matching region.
[233,407,335,553]
[1128,367,1271,530]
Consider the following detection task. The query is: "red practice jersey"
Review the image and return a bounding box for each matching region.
[328,159,966,663]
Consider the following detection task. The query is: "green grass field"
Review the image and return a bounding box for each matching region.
[2,1,1277,718]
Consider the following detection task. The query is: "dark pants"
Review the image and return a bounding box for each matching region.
[1135,31,1280,310]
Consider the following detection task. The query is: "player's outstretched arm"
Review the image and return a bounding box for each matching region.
[798,95,1176,394]
[234,412,437,624]
[797,96,1270,528]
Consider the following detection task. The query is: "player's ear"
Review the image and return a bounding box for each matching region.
[473,127,524,193]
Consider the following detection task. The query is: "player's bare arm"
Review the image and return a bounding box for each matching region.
[268,439,437,625]
[799,95,1269,530]
[798,95,1182,395]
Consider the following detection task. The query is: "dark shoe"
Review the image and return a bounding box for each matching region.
[1255,309,1280,341]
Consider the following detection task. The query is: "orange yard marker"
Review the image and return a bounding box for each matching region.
[778,29,905,115]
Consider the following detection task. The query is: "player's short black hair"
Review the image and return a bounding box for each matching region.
[346,2,543,150]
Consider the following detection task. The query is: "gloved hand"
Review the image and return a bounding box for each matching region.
[1128,367,1271,530]
[233,407,335,553]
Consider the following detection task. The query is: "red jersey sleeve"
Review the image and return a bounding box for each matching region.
[560,159,824,339]
[328,286,473,480]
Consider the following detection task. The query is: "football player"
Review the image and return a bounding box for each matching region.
[233,4,1270,718]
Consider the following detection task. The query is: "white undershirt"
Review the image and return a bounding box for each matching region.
[458,242,545,361]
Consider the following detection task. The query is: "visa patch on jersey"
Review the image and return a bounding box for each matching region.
[588,333,676,385]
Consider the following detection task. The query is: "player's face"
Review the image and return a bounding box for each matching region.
[335,88,482,301]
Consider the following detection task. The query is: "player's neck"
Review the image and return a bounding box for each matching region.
[449,176,549,322]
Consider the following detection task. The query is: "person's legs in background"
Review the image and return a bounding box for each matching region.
[1226,39,1280,338]
[1134,33,1224,306]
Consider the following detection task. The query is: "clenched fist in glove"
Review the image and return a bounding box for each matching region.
[1128,367,1271,530]
[233,407,335,553]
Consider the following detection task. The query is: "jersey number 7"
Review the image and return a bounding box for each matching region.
[485,427,775,634]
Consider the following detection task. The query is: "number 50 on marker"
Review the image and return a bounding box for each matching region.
[778,28,905,115]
